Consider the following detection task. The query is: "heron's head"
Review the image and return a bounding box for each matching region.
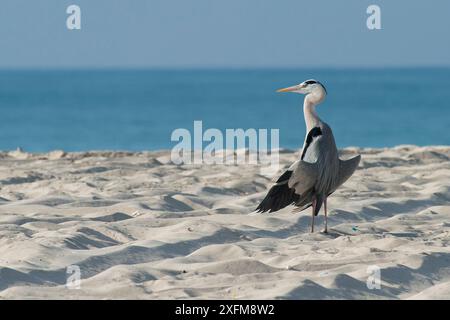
[277,79,327,102]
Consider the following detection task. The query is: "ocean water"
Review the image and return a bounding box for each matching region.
[0,68,449,152]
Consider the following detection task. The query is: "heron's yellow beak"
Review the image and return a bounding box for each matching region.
[276,85,300,93]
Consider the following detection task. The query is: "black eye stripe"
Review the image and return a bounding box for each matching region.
[304,80,327,94]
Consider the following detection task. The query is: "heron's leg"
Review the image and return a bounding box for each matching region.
[311,198,316,233]
[324,197,328,234]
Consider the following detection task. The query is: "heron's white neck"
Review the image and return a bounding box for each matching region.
[303,94,321,131]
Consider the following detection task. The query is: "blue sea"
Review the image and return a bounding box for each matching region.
[0,68,449,152]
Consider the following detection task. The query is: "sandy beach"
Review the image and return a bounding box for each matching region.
[0,145,449,299]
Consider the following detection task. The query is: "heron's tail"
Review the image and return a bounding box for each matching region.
[336,155,361,188]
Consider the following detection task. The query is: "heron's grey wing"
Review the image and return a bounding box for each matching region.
[335,155,361,189]
[255,168,300,213]
[288,160,319,213]
[288,160,318,196]
[256,160,318,213]
[256,125,329,214]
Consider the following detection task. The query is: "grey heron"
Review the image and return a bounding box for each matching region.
[256,79,361,233]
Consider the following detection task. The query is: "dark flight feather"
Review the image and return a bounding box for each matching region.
[256,170,300,213]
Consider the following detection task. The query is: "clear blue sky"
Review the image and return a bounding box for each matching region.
[0,0,449,68]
